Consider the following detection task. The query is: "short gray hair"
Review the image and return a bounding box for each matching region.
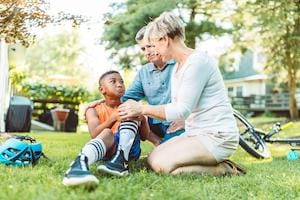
[145,12,185,42]
[135,26,147,42]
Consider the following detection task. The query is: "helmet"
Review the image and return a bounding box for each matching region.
[0,135,43,166]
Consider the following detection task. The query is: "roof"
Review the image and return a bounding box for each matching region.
[224,74,267,84]
[223,50,262,80]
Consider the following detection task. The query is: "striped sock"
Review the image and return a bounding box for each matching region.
[81,138,106,166]
[118,120,139,161]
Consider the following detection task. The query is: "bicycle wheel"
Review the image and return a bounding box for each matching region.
[234,110,271,159]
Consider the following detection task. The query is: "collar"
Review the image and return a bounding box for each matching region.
[148,60,176,72]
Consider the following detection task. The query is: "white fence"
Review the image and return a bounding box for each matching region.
[230,93,300,111]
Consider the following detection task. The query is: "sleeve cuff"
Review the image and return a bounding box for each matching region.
[165,103,178,122]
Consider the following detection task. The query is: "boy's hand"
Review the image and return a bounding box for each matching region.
[83,100,103,120]
[110,110,121,122]
[147,130,161,146]
[167,120,185,133]
[128,115,144,122]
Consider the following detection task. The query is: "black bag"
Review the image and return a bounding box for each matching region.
[5,96,33,132]
[65,108,78,132]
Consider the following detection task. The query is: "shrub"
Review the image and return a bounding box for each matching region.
[21,82,90,103]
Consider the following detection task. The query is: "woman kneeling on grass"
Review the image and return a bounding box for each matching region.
[118,11,246,176]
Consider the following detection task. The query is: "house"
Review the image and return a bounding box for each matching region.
[222,50,300,116]
[0,39,10,132]
[223,50,267,98]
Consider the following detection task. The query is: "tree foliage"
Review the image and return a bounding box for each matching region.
[24,30,85,79]
[231,0,300,119]
[0,0,85,46]
[102,0,230,68]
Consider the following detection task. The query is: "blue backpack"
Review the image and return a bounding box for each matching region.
[0,135,45,166]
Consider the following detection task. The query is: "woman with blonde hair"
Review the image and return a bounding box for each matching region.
[118,11,245,175]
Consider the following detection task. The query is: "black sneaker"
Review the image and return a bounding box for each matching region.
[97,150,129,176]
[62,154,99,187]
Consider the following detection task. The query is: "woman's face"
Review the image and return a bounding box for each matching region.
[150,37,171,63]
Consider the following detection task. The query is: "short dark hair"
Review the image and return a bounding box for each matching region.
[99,70,120,86]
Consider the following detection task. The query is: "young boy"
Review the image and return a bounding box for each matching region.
[63,70,149,187]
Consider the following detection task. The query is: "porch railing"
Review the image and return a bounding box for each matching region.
[230,93,300,111]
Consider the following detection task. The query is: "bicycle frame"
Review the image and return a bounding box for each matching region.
[261,122,300,146]
[234,109,299,159]
[265,137,300,146]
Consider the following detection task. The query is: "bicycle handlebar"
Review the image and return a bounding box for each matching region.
[265,121,293,139]
[281,122,293,130]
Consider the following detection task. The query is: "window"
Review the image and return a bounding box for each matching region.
[236,86,243,97]
[227,87,234,97]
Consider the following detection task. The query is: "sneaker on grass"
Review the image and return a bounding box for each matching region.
[97,150,129,177]
[63,155,99,187]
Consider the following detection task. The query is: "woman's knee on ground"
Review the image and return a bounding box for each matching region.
[147,150,176,173]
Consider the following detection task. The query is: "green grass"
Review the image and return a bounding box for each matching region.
[1,119,300,200]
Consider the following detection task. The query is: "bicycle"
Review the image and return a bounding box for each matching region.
[234,110,300,159]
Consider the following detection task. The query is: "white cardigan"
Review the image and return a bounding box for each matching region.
[165,51,238,135]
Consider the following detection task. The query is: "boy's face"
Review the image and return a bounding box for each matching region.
[99,73,125,98]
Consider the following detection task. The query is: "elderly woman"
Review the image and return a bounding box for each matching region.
[118,12,245,175]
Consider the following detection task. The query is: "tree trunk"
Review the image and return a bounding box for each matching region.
[188,4,197,49]
[285,2,300,119]
[286,41,299,119]
[287,71,298,119]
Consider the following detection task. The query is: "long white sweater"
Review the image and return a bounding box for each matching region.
[165,51,238,136]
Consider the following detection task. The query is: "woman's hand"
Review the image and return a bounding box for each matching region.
[167,120,185,133]
[118,100,143,120]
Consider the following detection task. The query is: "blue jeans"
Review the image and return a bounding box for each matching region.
[148,118,185,144]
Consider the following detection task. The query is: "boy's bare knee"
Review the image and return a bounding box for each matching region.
[96,128,114,147]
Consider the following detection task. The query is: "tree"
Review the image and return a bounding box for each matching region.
[101,0,229,68]
[0,0,85,46]
[24,30,86,79]
[231,0,300,119]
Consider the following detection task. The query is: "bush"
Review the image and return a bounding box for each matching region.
[21,82,90,103]
[261,110,279,118]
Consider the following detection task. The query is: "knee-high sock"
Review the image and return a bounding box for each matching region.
[118,120,139,161]
[81,138,106,166]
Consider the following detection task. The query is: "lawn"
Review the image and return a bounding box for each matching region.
[1,118,300,200]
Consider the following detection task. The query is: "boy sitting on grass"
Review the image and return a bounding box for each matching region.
[63,70,150,187]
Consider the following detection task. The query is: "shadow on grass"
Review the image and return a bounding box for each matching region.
[130,156,151,173]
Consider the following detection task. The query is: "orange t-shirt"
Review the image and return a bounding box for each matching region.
[95,102,120,133]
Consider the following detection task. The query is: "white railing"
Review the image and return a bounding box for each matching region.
[230,93,300,111]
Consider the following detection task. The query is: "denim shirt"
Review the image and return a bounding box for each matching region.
[122,60,176,124]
